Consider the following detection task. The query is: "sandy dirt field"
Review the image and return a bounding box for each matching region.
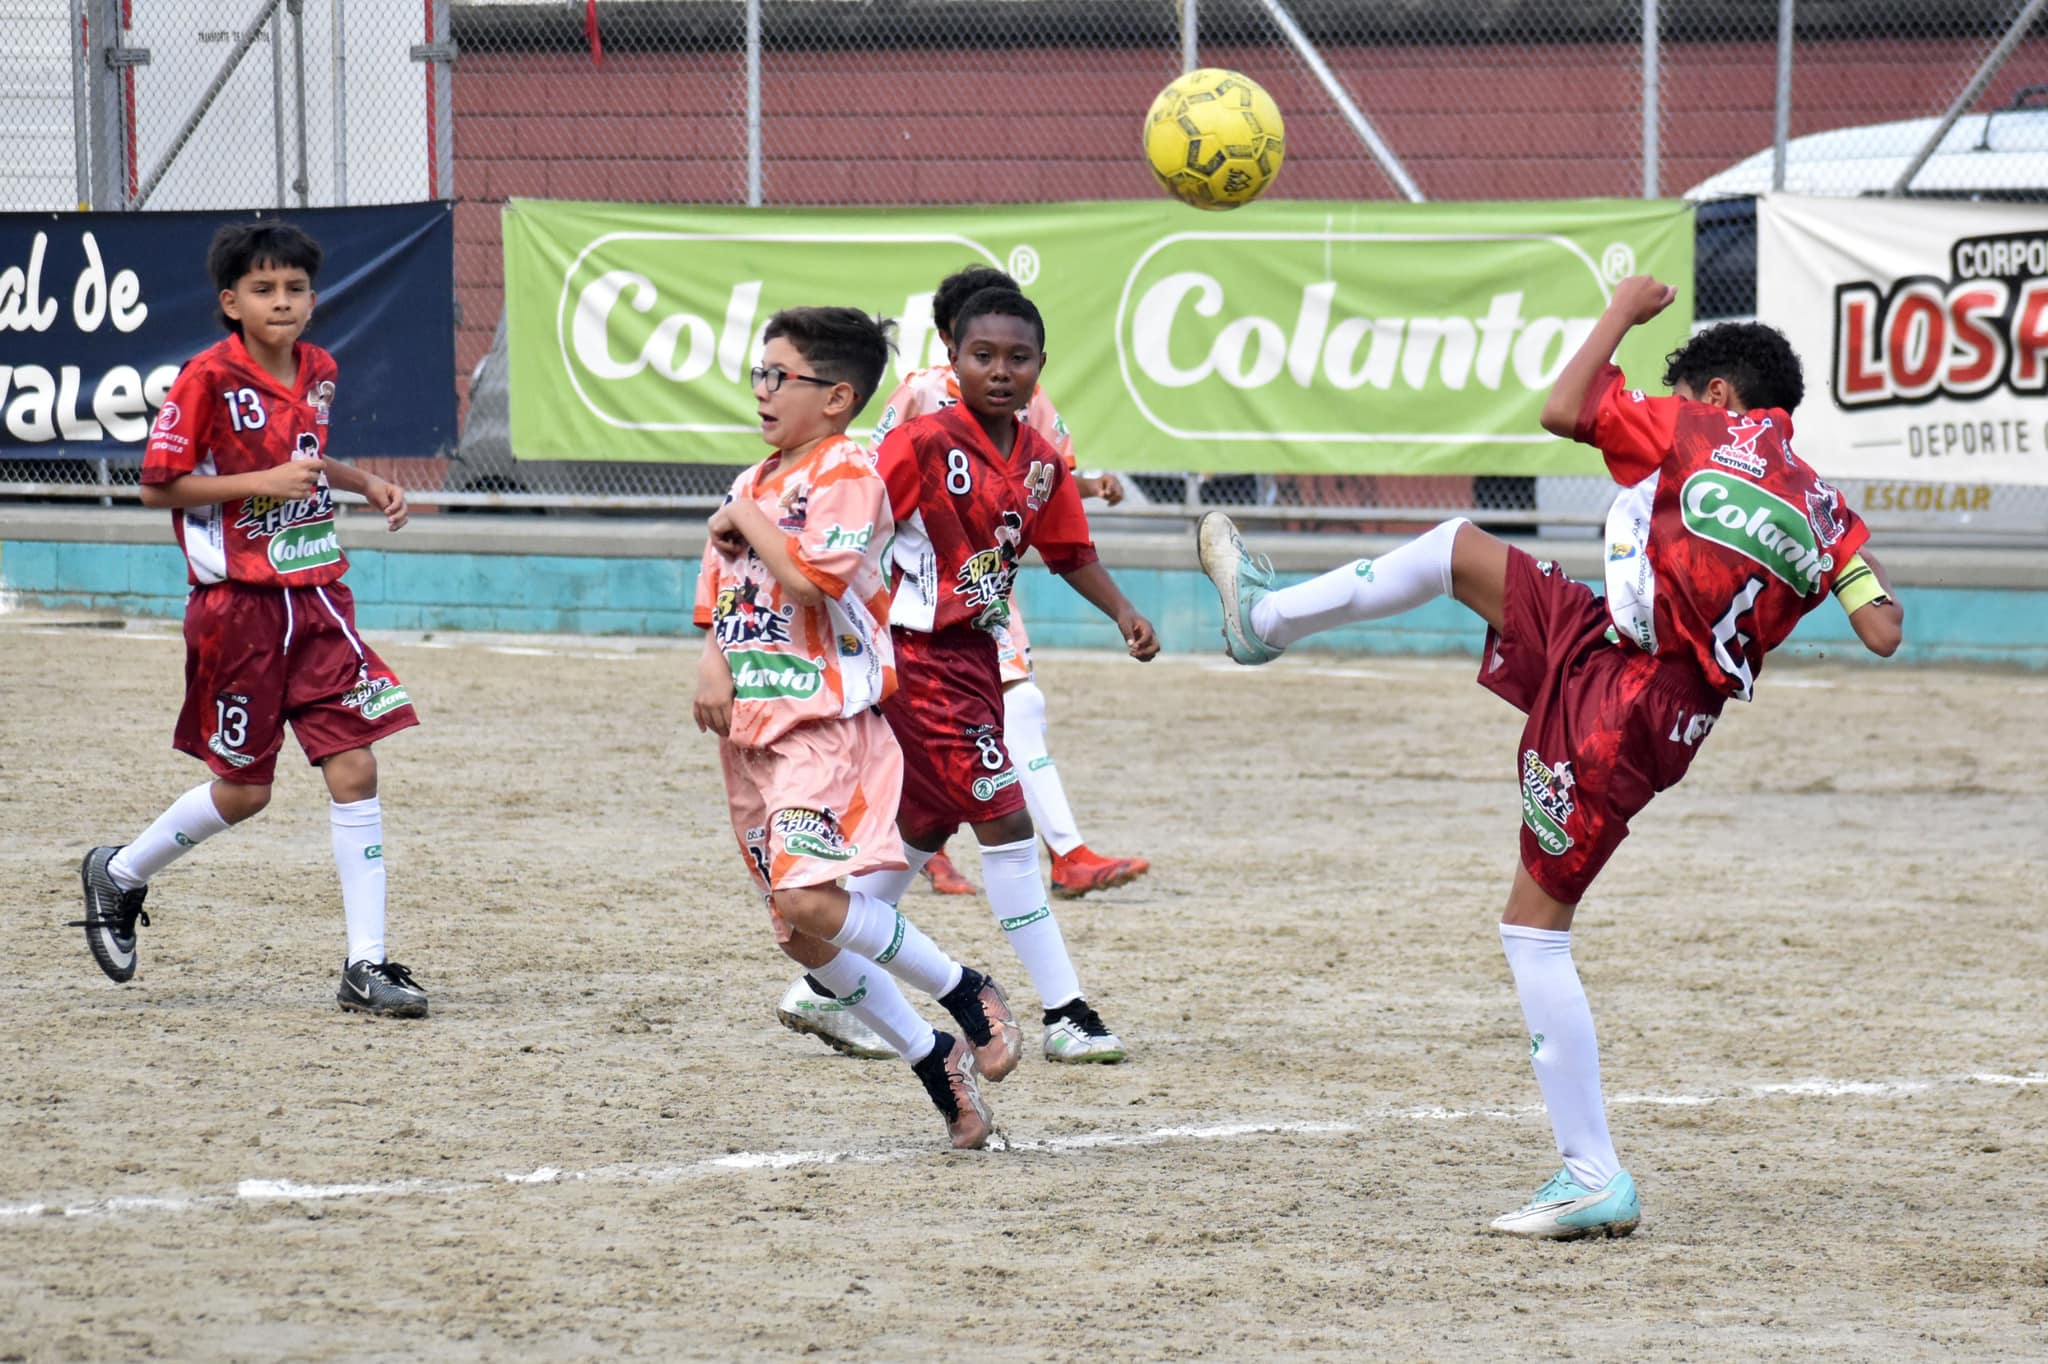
[3,614,2045,1361]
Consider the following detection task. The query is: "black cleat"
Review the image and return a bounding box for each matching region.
[338,959,430,1018]
[72,846,149,983]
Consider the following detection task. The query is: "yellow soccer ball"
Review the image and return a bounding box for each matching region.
[1143,68,1286,211]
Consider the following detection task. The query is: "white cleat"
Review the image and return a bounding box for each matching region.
[776,976,897,1060]
[1041,999,1128,1064]
[1489,1168,1641,1240]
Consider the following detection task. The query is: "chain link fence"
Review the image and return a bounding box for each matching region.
[8,0,2046,540]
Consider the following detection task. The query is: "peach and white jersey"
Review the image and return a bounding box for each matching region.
[871,364,1077,470]
[693,434,897,749]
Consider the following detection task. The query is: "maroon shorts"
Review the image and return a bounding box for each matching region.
[173,580,419,785]
[883,625,1026,844]
[1478,548,1724,904]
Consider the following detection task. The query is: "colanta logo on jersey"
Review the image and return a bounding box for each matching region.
[728,650,824,700]
[1680,471,1832,595]
[713,581,794,648]
[1520,749,1576,855]
[1833,227,2048,409]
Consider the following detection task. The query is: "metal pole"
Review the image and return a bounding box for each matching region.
[1253,0,1423,202]
[69,0,89,207]
[1771,0,1793,191]
[86,0,132,210]
[429,0,452,198]
[333,0,348,204]
[290,0,309,206]
[1641,0,1660,197]
[132,0,285,210]
[1891,0,2048,195]
[271,12,287,206]
[1182,0,1198,72]
[745,0,762,206]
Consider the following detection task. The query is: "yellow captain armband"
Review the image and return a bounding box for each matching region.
[1831,554,1889,613]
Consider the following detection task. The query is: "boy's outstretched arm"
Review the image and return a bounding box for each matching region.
[1057,560,1159,660]
[1841,548,1905,658]
[1540,274,1679,438]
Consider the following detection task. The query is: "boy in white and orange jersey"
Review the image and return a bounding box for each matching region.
[693,306,1021,1149]
[847,265,1151,909]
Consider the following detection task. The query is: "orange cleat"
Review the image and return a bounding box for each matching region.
[922,849,978,895]
[1048,845,1151,900]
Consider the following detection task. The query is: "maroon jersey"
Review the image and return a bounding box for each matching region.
[1578,364,1869,702]
[874,404,1097,635]
[142,335,346,589]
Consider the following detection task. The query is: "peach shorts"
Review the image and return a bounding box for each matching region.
[719,707,908,940]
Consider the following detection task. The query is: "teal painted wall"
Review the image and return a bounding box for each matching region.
[4,539,2043,668]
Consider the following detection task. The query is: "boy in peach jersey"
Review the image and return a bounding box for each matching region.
[693,307,1020,1149]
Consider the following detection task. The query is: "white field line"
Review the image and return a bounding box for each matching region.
[5,1072,2042,1224]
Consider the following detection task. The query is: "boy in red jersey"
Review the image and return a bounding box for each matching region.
[1198,276,1903,1239]
[850,286,1158,1067]
[877,265,1150,904]
[694,306,1021,1149]
[75,222,428,1018]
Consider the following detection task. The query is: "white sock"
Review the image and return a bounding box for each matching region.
[979,836,1080,1010]
[827,889,963,999]
[1250,517,1466,649]
[108,783,230,890]
[809,949,936,1064]
[846,845,934,908]
[331,796,387,966]
[1005,681,1083,856]
[1500,923,1620,1190]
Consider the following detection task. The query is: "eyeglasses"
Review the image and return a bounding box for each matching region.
[751,365,838,394]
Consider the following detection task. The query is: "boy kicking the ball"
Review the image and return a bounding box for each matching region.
[1197,277,1904,1238]
[694,306,1021,1150]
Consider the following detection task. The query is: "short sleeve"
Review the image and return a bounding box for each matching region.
[1575,363,1679,487]
[873,423,924,524]
[141,361,211,485]
[1034,465,1098,575]
[790,457,888,600]
[870,378,916,445]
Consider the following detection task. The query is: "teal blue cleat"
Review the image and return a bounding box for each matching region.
[1489,1168,1640,1240]
[1196,512,1284,665]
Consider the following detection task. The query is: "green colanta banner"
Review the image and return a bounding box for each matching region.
[503,197,1693,474]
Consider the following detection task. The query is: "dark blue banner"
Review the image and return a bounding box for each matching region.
[0,202,454,458]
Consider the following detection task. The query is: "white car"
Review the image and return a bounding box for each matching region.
[1685,98,2048,201]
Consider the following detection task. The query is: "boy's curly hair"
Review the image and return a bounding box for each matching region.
[1662,321,1805,413]
[932,265,1018,338]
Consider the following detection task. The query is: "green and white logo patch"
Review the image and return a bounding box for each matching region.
[772,807,854,862]
[971,769,1021,802]
[1519,748,1577,855]
[729,650,825,701]
[267,519,341,574]
[1679,470,1831,595]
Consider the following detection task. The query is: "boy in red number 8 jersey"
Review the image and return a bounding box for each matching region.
[877,265,1150,905]
[846,287,1160,1067]
[1197,276,1904,1239]
[75,221,428,1018]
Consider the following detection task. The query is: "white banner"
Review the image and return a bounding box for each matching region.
[1757,194,2048,487]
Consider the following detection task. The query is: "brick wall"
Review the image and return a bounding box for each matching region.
[450,37,2047,403]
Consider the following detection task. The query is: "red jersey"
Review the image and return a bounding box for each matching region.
[874,404,1097,634]
[1578,363,1869,702]
[142,335,345,589]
